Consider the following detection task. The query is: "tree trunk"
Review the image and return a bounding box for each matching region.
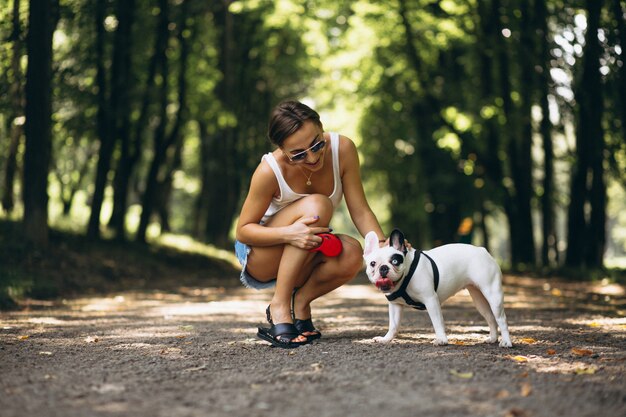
[395,0,435,248]
[137,0,190,243]
[107,0,150,240]
[88,0,135,239]
[584,0,606,268]
[566,0,605,268]
[514,0,536,266]
[493,0,522,265]
[108,0,166,237]
[612,0,626,134]
[475,0,501,254]
[23,0,58,246]
[536,0,558,267]
[193,120,211,240]
[88,0,113,239]
[201,0,241,248]
[104,0,135,240]
[2,0,24,214]
[136,0,170,243]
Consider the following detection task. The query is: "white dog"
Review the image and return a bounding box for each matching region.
[363,229,512,347]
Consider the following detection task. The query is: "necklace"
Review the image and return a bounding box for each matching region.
[297,165,313,186]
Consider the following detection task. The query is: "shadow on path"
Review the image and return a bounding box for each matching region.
[1,275,625,417]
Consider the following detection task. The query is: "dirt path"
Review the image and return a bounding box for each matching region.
[1,274,625,417]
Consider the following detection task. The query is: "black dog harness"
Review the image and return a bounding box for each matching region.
[385,251,439,310]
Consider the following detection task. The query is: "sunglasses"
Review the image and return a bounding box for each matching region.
[284,139,326,163]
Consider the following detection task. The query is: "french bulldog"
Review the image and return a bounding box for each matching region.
[364,229,512,347]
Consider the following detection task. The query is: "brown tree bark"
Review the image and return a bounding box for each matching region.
[87,0,136,239]
[137,0,190,243]
[2,0,24,214]
[22,0,58,246]
[536,0,558,267]
[566,0,605,268]
[514,0,537,266]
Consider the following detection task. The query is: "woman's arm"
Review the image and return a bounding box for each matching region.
[235,161,285,246]
[235,160,327,248]
[339,136,386,242]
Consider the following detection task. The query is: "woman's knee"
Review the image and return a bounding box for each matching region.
[338,235,364,276]
[300,194,334,222]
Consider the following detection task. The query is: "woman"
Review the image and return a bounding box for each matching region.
[235,100,386,348]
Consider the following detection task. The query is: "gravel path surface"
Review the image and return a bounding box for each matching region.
[1,274,625,417]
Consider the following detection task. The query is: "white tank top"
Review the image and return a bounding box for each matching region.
[261,132,343,223]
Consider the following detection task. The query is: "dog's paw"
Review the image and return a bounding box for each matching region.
[373,336,393,344]
[499,339,513,348]
[432,338,448,346]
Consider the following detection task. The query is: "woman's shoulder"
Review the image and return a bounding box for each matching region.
[251,154,279,190]
[328,133,359,173]
[326,132,357,152]
[335,133,358,158]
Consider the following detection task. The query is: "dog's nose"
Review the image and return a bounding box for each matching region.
[379,265,389,278]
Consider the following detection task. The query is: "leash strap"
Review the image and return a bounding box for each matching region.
[385,251,439,310]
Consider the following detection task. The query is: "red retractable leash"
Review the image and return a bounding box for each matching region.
[309,233,343,257]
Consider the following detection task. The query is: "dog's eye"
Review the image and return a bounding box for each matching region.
[369,261,376,268]
[390,254,404,266]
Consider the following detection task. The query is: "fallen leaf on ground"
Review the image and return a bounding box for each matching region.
[84,336,99,343]
[551,288,562,296]
[571,348,593,356]
[587,322,601,328]
[505,408,530,417]
[449,369,474,379]
[496,389,510,399]
[17,335,30,340]
[520,338,537,344]
[520,382,532,397]
[451,340,468,345]
[506,355,529,363]
[574,366,598,375]
[546,349,557,355]
[179,325,194,331]
[310,363,323,371]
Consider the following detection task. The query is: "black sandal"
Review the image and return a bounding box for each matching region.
[291,289,322,341]
[257,323,308,349]
[257,305,309,349]
[294,318,322,341]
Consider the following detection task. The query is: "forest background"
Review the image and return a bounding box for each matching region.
[1,0,626,306]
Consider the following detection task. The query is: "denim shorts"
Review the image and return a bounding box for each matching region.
[234,240,276,290]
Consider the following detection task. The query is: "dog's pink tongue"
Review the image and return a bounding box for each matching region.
[375,278,394,290]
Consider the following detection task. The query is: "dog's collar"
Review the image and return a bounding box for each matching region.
[385,251,439,310]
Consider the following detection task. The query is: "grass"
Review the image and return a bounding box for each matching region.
[2,218,625,310]
[0,219,240,310]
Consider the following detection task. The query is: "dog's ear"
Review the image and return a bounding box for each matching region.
[390,229,406,253]
[363,231,380,257]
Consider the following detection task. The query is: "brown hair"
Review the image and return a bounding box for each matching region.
[267,100,323,147]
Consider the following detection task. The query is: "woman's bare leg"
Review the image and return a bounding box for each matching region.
[291,235,363,321]
[245,195,334,327]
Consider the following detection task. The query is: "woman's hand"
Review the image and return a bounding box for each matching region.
[379,237,413,251]
[285,216,330,250]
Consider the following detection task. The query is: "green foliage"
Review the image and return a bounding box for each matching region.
[1,0,626,274]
